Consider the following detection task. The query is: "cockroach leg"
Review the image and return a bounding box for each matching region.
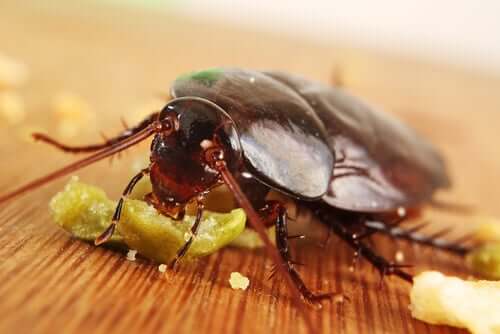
[215,161,316,332]
[95,167,150,245]
[365,221,472,256]
[32,112,159,154]
[263,201,337,305]
[168,195,205,270]
[354,216,406,241]
[320,211,413,283]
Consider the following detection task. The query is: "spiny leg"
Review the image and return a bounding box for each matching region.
[215,161,316,332]
[322,212,413,283]
[95,167,150,245]
[264,201,336,305]
[363,220,472,256]
[33,112,159,153]
[168,196,205,270]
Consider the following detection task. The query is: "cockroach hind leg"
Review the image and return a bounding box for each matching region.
[366,219,472,256]
[315,206,414,284]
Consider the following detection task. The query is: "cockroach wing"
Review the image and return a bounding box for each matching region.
[266,71,450,212]
[171,68,334,200]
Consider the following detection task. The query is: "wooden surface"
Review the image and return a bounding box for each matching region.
[1,2,500,333]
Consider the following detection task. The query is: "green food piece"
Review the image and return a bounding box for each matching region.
[466,243,500,280]
[50,178,246,263]
[230,227,276,249]
[119,202,245,263]
[50,177,124,245]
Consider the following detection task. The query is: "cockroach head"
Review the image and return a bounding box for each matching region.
[150,97,243,203]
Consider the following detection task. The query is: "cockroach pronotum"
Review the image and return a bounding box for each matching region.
[0,68,471,328]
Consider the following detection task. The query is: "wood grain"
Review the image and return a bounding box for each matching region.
[1,2,499,333]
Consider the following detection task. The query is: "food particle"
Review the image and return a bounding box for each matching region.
[126,249,137,261]
[466,243,500,280]
[0,91,24,125]
[158,264,167,273]
[230,226,275,249]
[474,217,500,243]
[0,53,28,89]
[50,178,246,263]
[410,271,500,334]
[229,272,250,290]
[52,92,94,138]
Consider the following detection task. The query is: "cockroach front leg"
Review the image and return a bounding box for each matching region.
[33,112,159,153]
[95,167,150,245]
[263,201,336,305]
[168,196,205,270]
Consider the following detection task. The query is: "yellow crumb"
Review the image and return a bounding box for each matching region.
[158,264,167,273]
[52,92,94,138]
[475,217,500,243]
[126,249,137,261]
[229,272,250,290]
[410,271,500,334]
[466,243,500,280]
[0,53,28,89]
[0,91,24,125]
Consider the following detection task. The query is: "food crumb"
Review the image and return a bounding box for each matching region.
[474,217,500,243]
[126,249,138,261]
[395,250,405,263]
[410,271,500,334]
[52,92,94,138]
[0,91,25,125]
[229,272,250,290]
[158,264,167,273]
[0,53,28,89]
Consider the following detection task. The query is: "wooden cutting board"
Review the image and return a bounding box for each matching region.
[1,2,499,333]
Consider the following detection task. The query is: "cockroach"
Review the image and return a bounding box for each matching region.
[0,68,471,327]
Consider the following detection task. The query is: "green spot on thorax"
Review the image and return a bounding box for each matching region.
[176,68,223,87]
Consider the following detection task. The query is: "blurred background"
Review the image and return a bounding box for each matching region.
[100,0,500,73]
[174,0,500,73]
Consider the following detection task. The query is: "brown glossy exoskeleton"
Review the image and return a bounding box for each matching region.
[0,68,471,322]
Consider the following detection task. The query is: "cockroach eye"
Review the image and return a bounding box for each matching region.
[160,115,177,135]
